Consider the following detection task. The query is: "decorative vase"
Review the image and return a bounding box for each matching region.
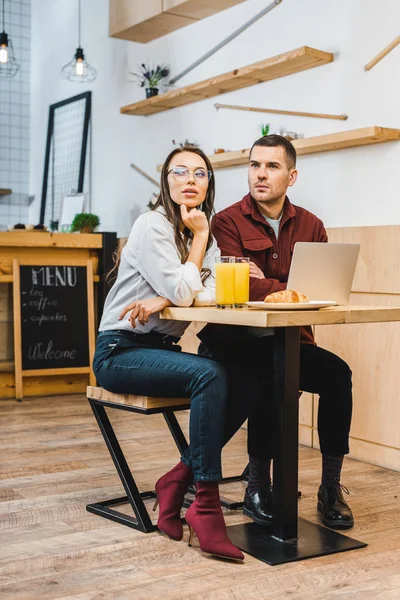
[79,226,93,234]
[146,87,159,98]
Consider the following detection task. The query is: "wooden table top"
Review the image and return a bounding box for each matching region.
[160,304,400,327]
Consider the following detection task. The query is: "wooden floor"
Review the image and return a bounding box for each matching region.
[1,395,400,600]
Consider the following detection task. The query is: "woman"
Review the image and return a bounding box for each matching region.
[93,146,244,562]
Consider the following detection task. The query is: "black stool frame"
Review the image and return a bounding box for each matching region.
[86,396,248,533]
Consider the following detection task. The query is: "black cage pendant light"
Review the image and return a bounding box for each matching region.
[0,0,20,78]
[61,0,97,83]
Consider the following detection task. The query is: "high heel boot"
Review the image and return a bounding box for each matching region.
[185,481,244,561]
[154,460,193,541]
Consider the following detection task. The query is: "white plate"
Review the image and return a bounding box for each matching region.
[246,301,337,311]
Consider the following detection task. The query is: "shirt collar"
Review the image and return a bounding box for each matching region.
[241,193,296,227]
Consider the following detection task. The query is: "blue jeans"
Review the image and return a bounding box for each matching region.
[92,330,228,482]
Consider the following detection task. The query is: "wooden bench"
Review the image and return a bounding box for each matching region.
[86,386,248,533]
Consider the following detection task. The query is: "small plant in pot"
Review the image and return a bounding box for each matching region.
[71,213,100,233]
[172,138,199,149]
[259,123,270,136]
[130,63,170,98]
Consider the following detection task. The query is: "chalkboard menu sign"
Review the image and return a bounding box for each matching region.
[19,265,90,370]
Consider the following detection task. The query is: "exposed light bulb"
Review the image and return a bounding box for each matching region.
[61,46,96,83]
[76,58,84,76]
[0,45,8,64]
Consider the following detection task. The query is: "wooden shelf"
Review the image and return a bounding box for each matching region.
[0,188,11,196]
[110,0,247,43]
[208,127,400,169]
[157,126,400,170]
[121,46,333,116]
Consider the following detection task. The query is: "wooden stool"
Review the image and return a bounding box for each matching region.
[86,386,248,533]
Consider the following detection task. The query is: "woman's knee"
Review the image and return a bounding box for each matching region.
[193,357,228,394]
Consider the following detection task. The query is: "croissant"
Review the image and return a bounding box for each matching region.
[264,290,309,303]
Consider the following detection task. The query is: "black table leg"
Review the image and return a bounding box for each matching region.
[227,326,367,565]
[272,326,301,541]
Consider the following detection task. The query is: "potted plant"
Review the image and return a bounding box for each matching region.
[130,63,170,98]
[259,123,270,136]
[71,213,100,233]
[172,138,199,148]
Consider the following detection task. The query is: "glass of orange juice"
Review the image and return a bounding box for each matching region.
[215,256,235,308]
[234,257,250,307]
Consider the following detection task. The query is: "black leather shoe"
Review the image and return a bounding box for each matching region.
[243,486,273,525]
[317,483,354,530]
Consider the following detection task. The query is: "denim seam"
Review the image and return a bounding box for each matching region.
[100,361,208,381]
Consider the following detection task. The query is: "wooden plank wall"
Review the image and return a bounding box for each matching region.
[313,225,400,471]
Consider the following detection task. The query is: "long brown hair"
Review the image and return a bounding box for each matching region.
[108,145,215,283]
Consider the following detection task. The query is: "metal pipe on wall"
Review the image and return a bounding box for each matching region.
[169,0,283,86]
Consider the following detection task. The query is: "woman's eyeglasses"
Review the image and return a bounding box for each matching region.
[168,166,212,185]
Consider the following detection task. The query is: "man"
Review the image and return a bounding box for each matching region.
[200,135,354,530]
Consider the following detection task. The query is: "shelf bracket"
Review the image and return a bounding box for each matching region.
[130,163,160,188]
[169,0,283,86]
[364,34,400,71]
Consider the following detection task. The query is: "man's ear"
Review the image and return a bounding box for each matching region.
[288,168,298,187]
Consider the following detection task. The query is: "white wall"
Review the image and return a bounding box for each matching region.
[30,0,400,237]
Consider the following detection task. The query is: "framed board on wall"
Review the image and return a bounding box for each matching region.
[40,91,92,228]
[12,258,96,399]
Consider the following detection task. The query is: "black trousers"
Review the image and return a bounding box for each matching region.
[198,325,353,459]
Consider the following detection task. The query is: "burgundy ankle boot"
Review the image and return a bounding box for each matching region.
[185,481,244,561]
[154,461,193,540]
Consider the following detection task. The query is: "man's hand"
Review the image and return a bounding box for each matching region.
[249,261,265,279]
[119,297,172,328]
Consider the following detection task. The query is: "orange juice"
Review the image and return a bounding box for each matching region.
[234,261,250,306]
[215,262,236,307]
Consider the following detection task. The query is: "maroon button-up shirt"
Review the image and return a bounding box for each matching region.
[211,194,328,344]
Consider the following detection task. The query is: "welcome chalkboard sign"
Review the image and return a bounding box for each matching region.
[20,265,89,370]
[13,259,95,399]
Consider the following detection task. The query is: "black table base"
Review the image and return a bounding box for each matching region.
[228,326,367,564]
[227,519,367,565]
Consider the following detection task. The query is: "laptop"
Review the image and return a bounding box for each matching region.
[287,242,360,305]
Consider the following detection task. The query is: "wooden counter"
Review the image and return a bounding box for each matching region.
[0,231,117,399]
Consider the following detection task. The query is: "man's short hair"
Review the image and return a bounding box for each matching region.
[249,134,297,169]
